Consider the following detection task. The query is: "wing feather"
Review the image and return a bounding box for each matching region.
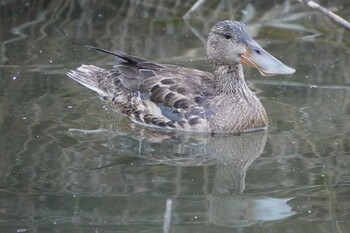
[69,47,215,131]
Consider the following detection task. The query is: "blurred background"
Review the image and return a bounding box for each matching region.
[0,0,349,232]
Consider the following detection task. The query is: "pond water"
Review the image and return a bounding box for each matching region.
[0,0,350,232]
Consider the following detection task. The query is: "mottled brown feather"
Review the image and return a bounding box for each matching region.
[78,51,214,131]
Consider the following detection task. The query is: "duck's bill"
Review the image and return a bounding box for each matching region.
[240,40,295,76]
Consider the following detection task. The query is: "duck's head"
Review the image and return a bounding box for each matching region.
[206,20,295,76]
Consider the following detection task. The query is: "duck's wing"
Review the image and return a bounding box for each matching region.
[139,63,215,128]
[68,47,215,131]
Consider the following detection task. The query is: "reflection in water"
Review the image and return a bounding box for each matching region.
[207,133,296,226]
[75,128,295,227]
[98,128,268,193]
[163,198,172,233]
[210,132,267,193]
[209,197,294,227]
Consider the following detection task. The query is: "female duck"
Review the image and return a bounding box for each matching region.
[68,20,295,134]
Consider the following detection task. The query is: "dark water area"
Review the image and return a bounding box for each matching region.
[0,0,350,232]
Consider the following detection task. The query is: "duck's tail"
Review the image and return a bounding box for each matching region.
[67,65,108,97]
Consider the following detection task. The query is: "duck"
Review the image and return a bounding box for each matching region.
[68,20,295,134]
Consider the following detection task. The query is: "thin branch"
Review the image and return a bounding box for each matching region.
[301,0,350,30]
[182,0,206,19]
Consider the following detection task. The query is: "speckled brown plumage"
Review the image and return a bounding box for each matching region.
[68,20,295,134]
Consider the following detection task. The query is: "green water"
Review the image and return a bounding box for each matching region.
[0,0,349,232]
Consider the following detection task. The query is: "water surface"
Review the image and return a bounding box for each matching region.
[0,0,350,232]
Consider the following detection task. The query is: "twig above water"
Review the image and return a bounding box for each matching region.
[300,0,350,30]
[183,0,206,20]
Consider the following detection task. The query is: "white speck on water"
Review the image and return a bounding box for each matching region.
[321,174,325,177]
[98,13,103,18]
[67,105,73,109]
[22,117,27,120]
[49,60,53,63]
[194,215,197,219]
[308,210,312,214]
[13,76,17,80]
[39,50,43,53]
[16,229,28,233]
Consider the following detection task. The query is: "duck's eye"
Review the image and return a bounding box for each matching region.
[223,33,232,39]
[253,48,261,54]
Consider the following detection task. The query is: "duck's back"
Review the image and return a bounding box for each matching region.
[68,49,215,132]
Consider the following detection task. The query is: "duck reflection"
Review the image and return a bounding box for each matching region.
[109,129,268,193]
[98,128,295,226]
[67,126,294,227]
[209,132,267,194]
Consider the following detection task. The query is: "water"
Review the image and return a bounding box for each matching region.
[0,0,350,232]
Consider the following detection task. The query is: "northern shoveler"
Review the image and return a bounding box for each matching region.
[68,20,295,134]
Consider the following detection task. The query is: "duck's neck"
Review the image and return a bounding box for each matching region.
[210,62,249,95]
[208,62,268,133]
